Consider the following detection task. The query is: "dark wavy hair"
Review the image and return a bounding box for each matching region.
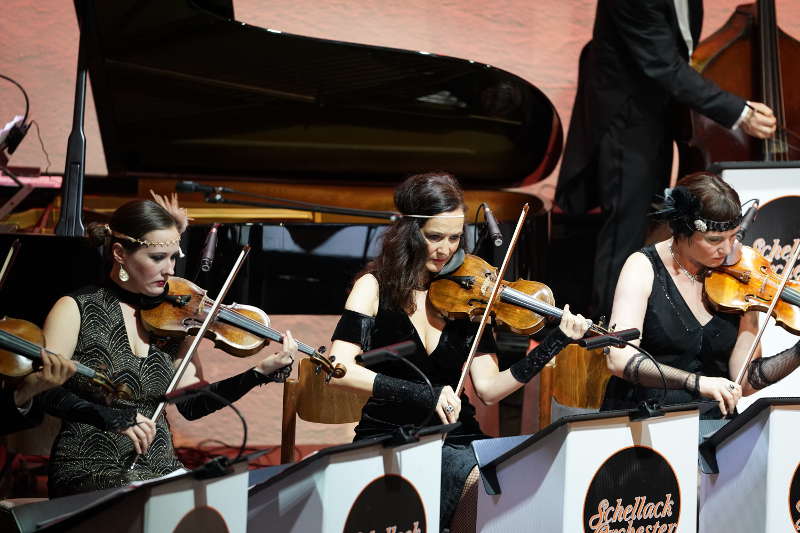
[660,172,741,237]
[86,200,179,260]
[365,172,466,313]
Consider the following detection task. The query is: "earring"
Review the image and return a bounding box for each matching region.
[118,265,130,282]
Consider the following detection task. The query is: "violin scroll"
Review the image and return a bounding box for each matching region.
[310,346,346,381]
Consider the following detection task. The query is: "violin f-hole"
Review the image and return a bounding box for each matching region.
[165,294,191,307]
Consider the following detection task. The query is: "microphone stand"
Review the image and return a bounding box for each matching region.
[188,183,399,221]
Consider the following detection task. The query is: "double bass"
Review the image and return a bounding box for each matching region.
[678,0,800,173]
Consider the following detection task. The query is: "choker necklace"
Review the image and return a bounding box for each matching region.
[669,244,703,283]
[105,280,168,310]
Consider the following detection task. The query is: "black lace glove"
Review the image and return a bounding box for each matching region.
[38,387,137,431]
[748,341,800,390]
[372,374,441,410]
[621,353,700,393]
[176,366,289,420]
[509,328,571,383]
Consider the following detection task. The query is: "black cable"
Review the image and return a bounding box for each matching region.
[170,388,249,464]
[0,73,30,124]
[472,203,483,253]
[398,358,439,435]
[608,335,669,404]
[30,120,51,174]
[740,198,757,210]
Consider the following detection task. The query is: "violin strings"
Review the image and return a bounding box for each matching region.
[744,273,800,306]
[0,330,40,359]
[197,298,317,355]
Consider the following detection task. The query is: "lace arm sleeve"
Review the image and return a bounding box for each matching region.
[622,353,700,393]
[38,387,137,431]
[747,341,800,390]
[509,329,571,383]
[176,366,290,421]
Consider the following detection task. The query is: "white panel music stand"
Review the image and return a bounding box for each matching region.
[247,425,452,533]
[2,458,252,533]
[473,402,711,533]
[699,397,800,533]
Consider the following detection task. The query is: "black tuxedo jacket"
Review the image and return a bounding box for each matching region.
[556,0,745,214]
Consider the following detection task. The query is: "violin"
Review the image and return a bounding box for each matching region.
[429,254,600,336]
[140,276,345,380]
[704,244,800,335]
[0,316,129,403]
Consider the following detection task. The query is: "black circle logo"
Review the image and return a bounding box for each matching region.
[584,446,681,533]
[343,474,427,533]
[745,196,800,282]
[172,506,229,533]
[788,462,800,530]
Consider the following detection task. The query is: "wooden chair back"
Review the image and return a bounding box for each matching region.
[280,358,370,463]
[535,344,612,430]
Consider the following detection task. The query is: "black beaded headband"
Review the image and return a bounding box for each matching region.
[653,186,742,233]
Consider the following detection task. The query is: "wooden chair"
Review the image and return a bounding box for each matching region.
[527,344,612,431]
[280,358,371,464]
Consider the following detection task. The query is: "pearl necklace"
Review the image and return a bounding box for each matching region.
[669,244,703,283]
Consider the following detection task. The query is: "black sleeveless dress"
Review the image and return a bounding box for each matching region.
[332,305,496,528]
[602,245,740,418]
[48,285,184,497]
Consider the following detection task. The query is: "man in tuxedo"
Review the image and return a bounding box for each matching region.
[1,350,76,436]
[555,0,776,319]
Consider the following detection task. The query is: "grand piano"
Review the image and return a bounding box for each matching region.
[2,0,562,318]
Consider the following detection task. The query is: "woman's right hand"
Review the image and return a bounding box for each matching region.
[698,376,742,416]
[435,385,461,425]
[119,413,156,455]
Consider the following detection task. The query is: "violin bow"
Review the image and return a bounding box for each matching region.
[130,245,251,469]
[454,204,529,396]
[0,239,21,293]
[734,240,800,386]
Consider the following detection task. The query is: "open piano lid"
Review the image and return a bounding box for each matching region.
[79,0,561,188]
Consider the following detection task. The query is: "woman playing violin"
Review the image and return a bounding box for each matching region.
[328,172,590,532]
[603,172,800,418]
[41,195,296,497]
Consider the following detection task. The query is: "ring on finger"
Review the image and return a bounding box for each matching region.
[444,404,455,414]
[728,383,736,391]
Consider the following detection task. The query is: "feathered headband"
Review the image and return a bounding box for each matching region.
[652,186,742,233]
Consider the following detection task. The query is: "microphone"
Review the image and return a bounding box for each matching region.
[577,328,640,350]
[355,340,417,366]
[736,200,759,242]
[481,203,503,247]
[176,181,234,194]
[200,223,220,273]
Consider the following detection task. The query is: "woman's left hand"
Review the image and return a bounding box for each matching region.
[558,304,590,340]
[255,329,297,375]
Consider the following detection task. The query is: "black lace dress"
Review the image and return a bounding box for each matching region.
[601,245,740,419]
[47,285,185,497]
[332,305,496,528]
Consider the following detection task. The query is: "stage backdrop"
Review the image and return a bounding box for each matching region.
[1,1,800,450]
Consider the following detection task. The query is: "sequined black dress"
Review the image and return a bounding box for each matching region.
[47,285,184,497]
